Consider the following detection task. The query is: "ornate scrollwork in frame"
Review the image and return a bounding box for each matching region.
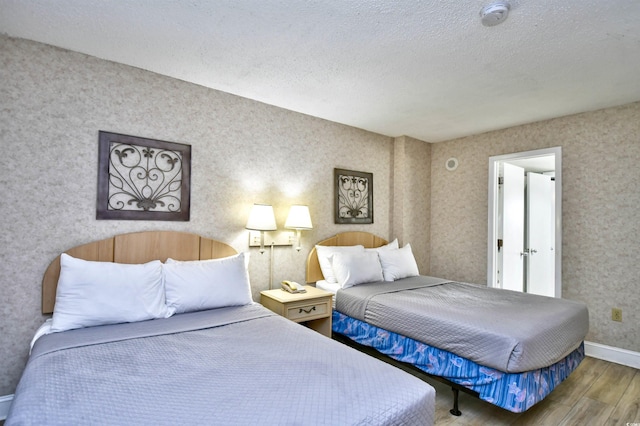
[97,131,191,221]
[334,168,373,224]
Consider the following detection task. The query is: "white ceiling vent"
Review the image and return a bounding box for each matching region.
[480,2,511,26]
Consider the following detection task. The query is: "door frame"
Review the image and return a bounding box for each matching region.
[487,146,562,297]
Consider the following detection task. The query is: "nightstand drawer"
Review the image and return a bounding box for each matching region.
[260,286,333,337]
[287,299,330,322]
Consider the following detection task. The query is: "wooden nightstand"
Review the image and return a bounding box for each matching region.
[260,286,333,338]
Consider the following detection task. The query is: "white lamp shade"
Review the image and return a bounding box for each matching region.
[285,205,313,230]
[246,204,277,231]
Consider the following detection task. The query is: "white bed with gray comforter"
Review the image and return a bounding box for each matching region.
[8,304,435,425]
[308,231,590,413]
[7,231,435,425]
[336,275,589,373]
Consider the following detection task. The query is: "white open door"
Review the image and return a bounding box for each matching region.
[502,163,525,292]
[488,147,562,297]
[526,172,555,296]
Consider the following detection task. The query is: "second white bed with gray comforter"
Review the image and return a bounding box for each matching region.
[336,276,589,373]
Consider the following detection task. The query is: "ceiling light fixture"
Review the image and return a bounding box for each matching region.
[480,1,511,27]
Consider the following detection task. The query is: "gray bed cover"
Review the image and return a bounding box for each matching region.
[7,304,435,426]
[336,276,589,373]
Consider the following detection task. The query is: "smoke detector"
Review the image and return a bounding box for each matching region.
[480,2,511,26]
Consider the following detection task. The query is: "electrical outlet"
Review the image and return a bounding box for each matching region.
[612,308,622,322]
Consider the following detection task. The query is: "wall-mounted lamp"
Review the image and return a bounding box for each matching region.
[285,205,313,251]
[245,204,277,254]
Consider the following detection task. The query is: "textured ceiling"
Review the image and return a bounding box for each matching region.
[2,0,640,142]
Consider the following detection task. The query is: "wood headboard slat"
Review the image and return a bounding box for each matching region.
[113,231,201,263]
[200,238,237,260]
[42,231,236,314]
[306,231,388,283]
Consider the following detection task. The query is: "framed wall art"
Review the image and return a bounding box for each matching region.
[334,168,373,224]
[96,131,191,221]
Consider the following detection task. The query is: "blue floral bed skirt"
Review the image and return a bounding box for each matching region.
[333,310,584,413]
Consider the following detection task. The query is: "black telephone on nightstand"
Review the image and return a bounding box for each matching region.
[281,280,306,293]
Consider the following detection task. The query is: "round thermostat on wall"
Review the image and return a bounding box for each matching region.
[445,157,459,171]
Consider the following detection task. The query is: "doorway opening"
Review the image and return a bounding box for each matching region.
[487,147,562,297]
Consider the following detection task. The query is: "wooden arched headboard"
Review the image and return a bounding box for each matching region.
[42,231,237,314]
[306,231,388,283]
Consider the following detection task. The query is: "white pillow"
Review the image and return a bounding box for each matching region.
[330,251,384,289]
[51,254,169,333]
[163,252,252,314]
[378,244,420,281]
[315,245,365,283]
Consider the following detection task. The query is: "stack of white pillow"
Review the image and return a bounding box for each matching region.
[50,252,253,333]
[315,239,420,289]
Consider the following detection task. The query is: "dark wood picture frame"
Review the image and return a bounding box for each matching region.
[334,168,373,224]
[97,131,191,221]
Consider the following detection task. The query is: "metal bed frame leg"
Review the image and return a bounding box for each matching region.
[450,387,462,416]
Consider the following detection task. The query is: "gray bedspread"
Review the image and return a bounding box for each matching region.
[336,276,589,373]
[7,304,435,426]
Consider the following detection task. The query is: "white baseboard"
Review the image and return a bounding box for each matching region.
[585,341,640,369]
[0,394,13,420]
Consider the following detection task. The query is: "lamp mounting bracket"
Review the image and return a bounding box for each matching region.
[249,231,294,247]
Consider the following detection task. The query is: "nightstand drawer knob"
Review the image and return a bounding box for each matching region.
[299,306,316,314]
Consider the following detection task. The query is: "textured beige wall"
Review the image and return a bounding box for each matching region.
[2,35,637,397]
[0,37,401,394]
[392,136,431,273]
[430,102,640,353]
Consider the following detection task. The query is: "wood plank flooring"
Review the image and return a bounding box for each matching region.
[431,356,640,425]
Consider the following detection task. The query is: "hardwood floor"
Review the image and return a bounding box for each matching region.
[431,356,640,425]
